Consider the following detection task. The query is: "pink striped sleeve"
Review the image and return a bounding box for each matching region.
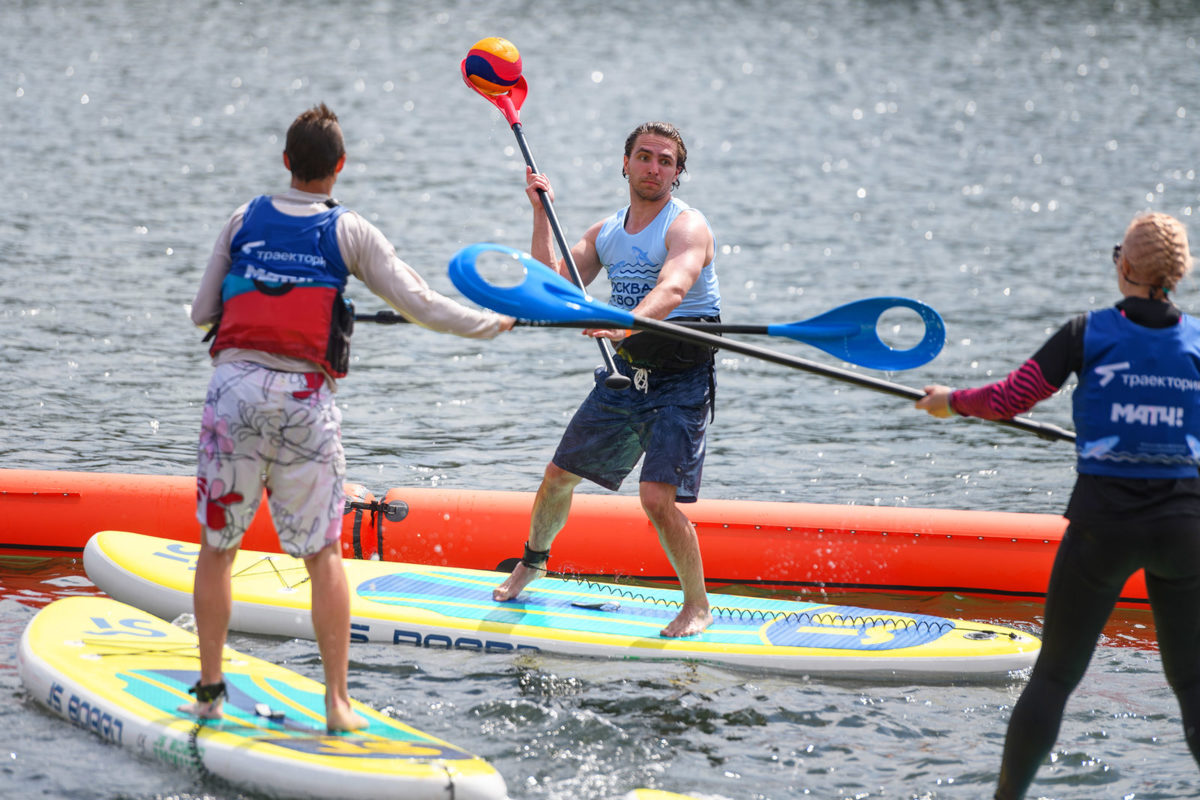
[949,359,1058,420]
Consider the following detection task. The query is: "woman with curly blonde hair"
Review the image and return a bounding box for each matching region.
[917,212,1200,799]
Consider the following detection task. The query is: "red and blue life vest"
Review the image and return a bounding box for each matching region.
[210,195,353,377]
[1073,306,1200,478]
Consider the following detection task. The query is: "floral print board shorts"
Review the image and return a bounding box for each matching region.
[196,361,346,557]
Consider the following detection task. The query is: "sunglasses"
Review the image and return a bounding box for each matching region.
[1113,244,1165,293]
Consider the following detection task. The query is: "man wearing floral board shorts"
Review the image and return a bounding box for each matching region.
[197,362,346,556]
[188,104,513,731]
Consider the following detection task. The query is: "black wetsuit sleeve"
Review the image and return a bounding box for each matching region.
[1027,313,1086,390]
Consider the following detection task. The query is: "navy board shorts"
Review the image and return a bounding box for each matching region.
[552,358,714,502]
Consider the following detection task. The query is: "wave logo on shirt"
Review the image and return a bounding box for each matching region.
[1079,435,1120,458]
[607,246,657,309]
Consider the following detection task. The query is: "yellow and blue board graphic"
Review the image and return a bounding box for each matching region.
[85,530,1040,678]
[18,595,507,800]
[358,570,957,651]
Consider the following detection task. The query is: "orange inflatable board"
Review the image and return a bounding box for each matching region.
[0,469,380,562]
[369,487,1124,604]
[0,468,1146,605]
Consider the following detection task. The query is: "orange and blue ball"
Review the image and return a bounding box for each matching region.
[463,37,522,96]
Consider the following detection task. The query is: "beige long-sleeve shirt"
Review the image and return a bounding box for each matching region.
[191,188,507,385]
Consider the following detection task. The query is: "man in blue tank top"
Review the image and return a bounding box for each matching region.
[492,122,721,637]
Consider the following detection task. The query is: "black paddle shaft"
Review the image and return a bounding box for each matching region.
[631,316,1077,444]
[510,121,630,390]
[359,311,754,335]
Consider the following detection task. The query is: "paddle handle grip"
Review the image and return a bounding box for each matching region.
[510,121,627,388]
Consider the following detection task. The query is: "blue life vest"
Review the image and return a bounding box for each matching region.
[1073,306,1200,477]
[595,197,720,318]
[211,196,353,377]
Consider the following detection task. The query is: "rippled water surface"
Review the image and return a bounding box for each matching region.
[3,1,1200,798]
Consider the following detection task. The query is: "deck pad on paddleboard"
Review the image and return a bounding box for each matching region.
[18,595,506,800]
[85,530,1040,679]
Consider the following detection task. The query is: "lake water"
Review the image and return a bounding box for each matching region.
[2,0,1200,798]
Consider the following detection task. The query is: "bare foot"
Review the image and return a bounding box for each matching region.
[326,703,369,733]
[178,699,223,720]
[493,562,540,602]
[660,605,713,638]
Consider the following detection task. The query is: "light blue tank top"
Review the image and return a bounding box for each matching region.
[594,197,720,318]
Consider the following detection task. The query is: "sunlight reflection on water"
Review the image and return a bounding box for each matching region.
[4,1,1200,798]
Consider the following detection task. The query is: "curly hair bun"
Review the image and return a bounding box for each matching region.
[1121,212,1192,292]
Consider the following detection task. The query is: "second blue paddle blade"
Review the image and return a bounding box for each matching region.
[768,297,945,370]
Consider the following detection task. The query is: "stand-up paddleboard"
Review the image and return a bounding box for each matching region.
[85,531,1040,679]
[18,595,507,800]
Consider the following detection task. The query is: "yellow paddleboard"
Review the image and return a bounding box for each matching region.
[18,595,506,800]
[86,530,1040,679]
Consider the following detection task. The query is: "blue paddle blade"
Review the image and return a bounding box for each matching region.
[768,297,946,370]
[449,243,634,327]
